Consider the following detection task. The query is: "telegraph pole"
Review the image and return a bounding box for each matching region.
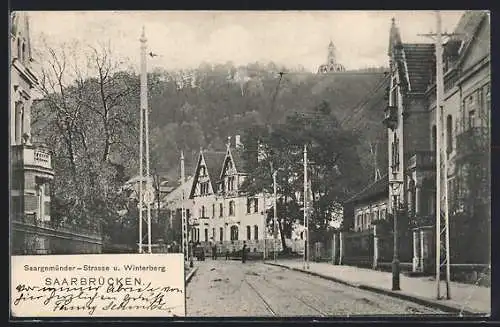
[263,192,267,261]
[139,26,152,254]
[419,11,454,300]
[303,145,309,269]
[181,151,189,266]
[273,170,278,263]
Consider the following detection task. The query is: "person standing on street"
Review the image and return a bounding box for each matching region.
[242,241,247,263]
[212,243,217,260]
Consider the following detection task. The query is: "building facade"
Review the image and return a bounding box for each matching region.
[10,12,102,254]
[188,137,271,254]
[341,12,490,280]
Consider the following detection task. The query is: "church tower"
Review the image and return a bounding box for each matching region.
[318,40,346,73]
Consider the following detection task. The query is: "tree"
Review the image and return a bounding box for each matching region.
[241,101,370,251]
[32,37,141,244]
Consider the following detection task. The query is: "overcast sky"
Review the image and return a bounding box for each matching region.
[28,11,464,73]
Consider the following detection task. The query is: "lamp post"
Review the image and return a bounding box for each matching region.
[390,181,403,291]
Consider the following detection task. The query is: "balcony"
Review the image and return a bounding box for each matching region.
[11,144,54,178]
[407,151,435,172]
[456,127,489,160]
[382,105,398,130]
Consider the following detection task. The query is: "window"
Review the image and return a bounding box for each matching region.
[254,225,259,240]
[247,198,251,214]
[391,133,400,173]
[230,226,239,241]
[204,228,208,242]
[446,115,453,155]
[246,225,251,240]
[229,201,235,216]
[22,41,26,63]
[431,125,437,151]
[212,204,215,217]
[17,38,21,60]
[201,205,205,218]
[390,77,398,107]
[219,203,223,217]
[254,198,259,213]
[468,110,476,129]
[15,102,24,144]
[200,182,209,195]
[196,228,200,242]
[219,227,223,242]
[212,228,215,239]
[200,166,206,176]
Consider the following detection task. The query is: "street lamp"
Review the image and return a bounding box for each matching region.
[390,181,403,291]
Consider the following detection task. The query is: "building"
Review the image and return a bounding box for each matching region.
[188,136,271,254]
[340,11,490,282]
[161,175,194,245]
[317,41,346,73]
[10,12,102,254]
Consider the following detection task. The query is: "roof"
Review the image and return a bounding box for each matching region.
[453,11,489,66]
[201,150,226,189]
[344,173,388,205]
[230,147,245,173]
[401,43,435,93]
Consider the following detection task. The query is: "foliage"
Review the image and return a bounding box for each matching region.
[30,37,388,248]
[240,101,371,250]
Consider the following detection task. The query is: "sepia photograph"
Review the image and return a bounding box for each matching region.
[9,10,491,318]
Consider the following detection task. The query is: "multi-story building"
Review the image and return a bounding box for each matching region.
[341,11,490,280]
[188,136,270,254]
[10,12,102,254]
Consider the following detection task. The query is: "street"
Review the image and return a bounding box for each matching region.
[186,260,445,317]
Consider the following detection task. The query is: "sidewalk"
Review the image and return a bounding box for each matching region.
[265,259,490,316]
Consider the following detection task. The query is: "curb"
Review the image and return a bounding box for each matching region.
[265,262,486,316]
[185,267,198,285]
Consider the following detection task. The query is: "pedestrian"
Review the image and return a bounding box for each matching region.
[212,244,217,260]
[242,241,247,263]
[225,249,230,260]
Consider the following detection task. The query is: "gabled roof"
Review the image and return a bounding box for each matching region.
[454,11,489,67]
[203,151,226,187]
[189,150,225,198]
[401,43,435,93]
[344,173,389,205]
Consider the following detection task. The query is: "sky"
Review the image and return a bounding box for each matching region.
[28,11,465,73]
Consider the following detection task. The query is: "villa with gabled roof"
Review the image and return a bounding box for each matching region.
[188,136,271,254]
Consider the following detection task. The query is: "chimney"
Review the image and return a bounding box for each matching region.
[235,135,242,148]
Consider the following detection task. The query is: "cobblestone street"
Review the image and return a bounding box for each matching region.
[186,260,446,317]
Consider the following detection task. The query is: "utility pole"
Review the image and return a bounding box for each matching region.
[419,10,454,300]
[303,144,309,270]
[273,169,278,263]
[139,27,152,254]
[263,192,267,261]
[181,151,190,267]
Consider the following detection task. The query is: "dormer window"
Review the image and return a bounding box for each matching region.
[200,166,206,176]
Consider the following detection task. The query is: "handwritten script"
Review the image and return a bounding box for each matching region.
[11,254,186,317]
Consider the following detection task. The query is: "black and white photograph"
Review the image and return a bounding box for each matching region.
[9,10,491,318]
